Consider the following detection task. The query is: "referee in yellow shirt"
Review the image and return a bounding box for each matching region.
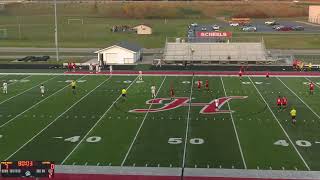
[121,88,127,99]
[71,80,76,95]
[290,107,297,125]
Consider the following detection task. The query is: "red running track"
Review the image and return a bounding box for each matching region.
[64,71,320,76]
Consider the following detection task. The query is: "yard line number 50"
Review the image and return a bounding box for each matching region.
[168,138,204,145]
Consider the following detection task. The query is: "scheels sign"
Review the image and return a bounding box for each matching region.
[196,31,232,38]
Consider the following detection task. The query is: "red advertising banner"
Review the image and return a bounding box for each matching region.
[196,32,232,38]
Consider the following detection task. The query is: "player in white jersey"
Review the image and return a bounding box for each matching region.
[214,98,219,110]
[40,84,45,97]
[151,85,156,98]
[3,81,7,94]
[138,71,143,81]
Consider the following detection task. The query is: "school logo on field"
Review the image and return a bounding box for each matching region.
[129,96,247,114]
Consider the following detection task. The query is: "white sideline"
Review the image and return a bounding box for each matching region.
[277,77,320,120]
[4,75,105,160]
[121,76,167,166]
[0,75,86,128]
[248,77,310,171]
[0,75,59,106]
[181,75,195,169]
[61,76,139,164]
[220,77,247,169]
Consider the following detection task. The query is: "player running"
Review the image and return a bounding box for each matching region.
[238,70,243,80]
[170,86,175,100]
[282,96,288,111]
[40,84,45,97]
[214,98,219,111]
[205,80,209,91]
[309,82,314,95]
[277,96,282,111]
[2,81,7,94]
[71,80,76,95]
[138,71,143,81]
[151,85,156,98]
[197,79,202,90]
[290,107,297,125]
[121,88,127,99]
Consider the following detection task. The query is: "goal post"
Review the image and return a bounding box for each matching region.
[0,29,8,39]
[67,18,84,25]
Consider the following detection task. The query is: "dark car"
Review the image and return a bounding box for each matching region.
[17,56,50,62]
[276,26,293,31]
[17,56,35,62]
[292,26,304,31]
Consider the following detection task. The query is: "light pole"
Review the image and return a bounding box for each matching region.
[54,0,59,61]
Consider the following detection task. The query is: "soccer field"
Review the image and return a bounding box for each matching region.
[0,73,320,171]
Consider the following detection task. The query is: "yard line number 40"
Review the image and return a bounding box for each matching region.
[274,139,313,147]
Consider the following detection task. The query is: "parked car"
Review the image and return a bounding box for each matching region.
[191,23,198,27]
[229,22,239,27]
[292,26,304,31]
[212,25,220,31]
[242,26,257,32]
[201,27,207,31]
[273,25,283,29]
[276,26,293,31]
[265,20,278,26]
[17,56,50,62]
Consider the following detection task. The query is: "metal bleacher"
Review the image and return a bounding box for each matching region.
[164,38,275,65]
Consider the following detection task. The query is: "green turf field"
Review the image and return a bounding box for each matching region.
[0,74,320,171]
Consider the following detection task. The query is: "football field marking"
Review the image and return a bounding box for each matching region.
[121,76,167,166]
[277,77,320,120]
[220,77,247,169]
[0,76,87,128]
[4,75,108,160]
[181,75,195,171]
[249,77,310,171]
[61,76,139,165]
[0,75,58,106]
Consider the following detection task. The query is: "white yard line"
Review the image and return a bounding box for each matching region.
[61,76,139,165]
[220,77,247,169]
[248,76,310,171]
[181,75,195,169]
[0,75,86,128]
[277,77,320,120]
[5,75,110,160]
[0,75,59,106]
[121,76,167,166]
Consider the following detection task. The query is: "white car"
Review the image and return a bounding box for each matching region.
[229,22,239,27]
[265,20,278,25]
[191,23,198,27]
[212,25,220,31]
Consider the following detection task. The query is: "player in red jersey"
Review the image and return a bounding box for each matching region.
[205,80,209,90]
[282,96,288,111]
[266,72,270,79]
[170,86,175,100]
[309,82,315,95]
[197,80,202,90]
[238,70,243,80]
[277,96,282,111]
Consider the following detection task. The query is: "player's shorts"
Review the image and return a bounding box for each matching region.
[151,90,156,94]
[266,75,269,78]
[282,103,287,106]
[41,90,45,93]
[122,94,126,97]
[310,88,314,91]
[72,86,75,89]
[3,87,7,91]
[277,103,281,106]
[291,116,296,120]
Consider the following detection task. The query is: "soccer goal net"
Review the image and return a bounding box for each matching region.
[67,18,84,25]
[0,29,8,39]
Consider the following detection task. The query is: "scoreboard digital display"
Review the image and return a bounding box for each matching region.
[0,161,54,178]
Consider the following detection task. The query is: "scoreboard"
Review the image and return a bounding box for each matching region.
[0,161,54,178]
